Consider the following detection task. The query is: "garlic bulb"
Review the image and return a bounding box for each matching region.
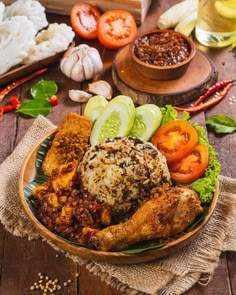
[60,44,103,82]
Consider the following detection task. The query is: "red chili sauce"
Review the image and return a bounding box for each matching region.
[133,31,190,66]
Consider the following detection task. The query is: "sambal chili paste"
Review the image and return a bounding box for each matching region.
[133,31,190,66]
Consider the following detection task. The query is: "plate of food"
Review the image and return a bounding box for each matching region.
[19,99,220,264]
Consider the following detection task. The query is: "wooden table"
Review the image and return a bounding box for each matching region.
[0,1,235,294]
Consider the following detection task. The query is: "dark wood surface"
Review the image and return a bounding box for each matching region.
[0,1,235,294]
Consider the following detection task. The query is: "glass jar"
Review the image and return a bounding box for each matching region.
[195,0,236,47]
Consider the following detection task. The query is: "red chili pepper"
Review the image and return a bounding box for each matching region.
[0,68,48,102]
[174,82,233,113]
[10,95,22,109]
[0,104,14,117]
[50,95,58,106]
[193,79,236,107]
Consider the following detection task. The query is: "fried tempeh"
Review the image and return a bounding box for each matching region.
[42,113,92,176]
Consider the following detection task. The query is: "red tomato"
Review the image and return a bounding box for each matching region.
[151,120,198,164]
[70,3,101,39]
[97,10,137,50]
[169,144,209,183]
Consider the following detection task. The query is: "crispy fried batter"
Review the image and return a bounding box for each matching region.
[42,113,92,176]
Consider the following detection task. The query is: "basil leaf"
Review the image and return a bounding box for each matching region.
[17,100,51,117]
[31,79,58,99]
[206,114,236,134]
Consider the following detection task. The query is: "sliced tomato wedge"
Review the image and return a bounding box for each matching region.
[151,120,198,164]
[97,10,137,50]
[169,144,209,183]
[70,3,101,39]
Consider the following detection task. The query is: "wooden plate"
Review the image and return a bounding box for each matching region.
[0,45,73,88]
[112,45,218,106]
[19,130,219,264]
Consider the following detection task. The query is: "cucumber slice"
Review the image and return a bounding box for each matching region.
[84,95,108,123]
[129,104,162,141]
[215,1,236,19]
[90,95,135,145]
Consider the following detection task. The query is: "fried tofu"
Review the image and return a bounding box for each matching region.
[42,113,92,176]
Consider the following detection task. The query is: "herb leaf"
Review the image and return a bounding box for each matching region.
[17,100,51,117]
[206,114,236,134]
[31,79,58,99]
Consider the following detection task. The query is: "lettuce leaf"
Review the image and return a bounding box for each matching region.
[191,124,221,203]
[160,104,190,125]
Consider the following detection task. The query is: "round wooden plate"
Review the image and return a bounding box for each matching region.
[19,131,219,264]
[112,45,218,106]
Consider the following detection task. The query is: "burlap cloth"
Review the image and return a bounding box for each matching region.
[0,116,236,295]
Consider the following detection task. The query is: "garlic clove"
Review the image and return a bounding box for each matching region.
[87,49,103,74]
[88,80,113,100]
[83,54,95,80]
[69,89,92,103]
[60,47,78,77]
[71,59,85,82]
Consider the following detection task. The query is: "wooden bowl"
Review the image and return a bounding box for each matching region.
[130,29,196,81]
[19,130,218,264]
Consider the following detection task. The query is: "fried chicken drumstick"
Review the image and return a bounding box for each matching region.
[79,184,203,251]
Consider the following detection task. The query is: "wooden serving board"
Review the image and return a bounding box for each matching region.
[3,0,152,24]
[112,45,218,106]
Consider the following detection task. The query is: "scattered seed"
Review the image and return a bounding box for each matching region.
[30,272,74,294]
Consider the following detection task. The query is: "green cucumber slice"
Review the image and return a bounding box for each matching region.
[90,95,135,145]
[129,104,162,141]
[83,95,108,123]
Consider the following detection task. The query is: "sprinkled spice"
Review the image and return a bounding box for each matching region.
[30,271,79,294]
[133,31,190,66]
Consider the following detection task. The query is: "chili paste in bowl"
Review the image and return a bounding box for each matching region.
[130,29,196,81]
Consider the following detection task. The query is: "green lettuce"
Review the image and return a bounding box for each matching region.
[191,124,221,203]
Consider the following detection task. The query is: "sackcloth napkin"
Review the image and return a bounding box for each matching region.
[0,116,236,295]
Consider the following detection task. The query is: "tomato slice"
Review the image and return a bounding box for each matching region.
[151,120,198,164]
[97,10,137,50]
[169,144,209,183]
[70,3,101,39]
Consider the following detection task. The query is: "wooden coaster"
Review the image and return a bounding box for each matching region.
[112,45,218,106]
